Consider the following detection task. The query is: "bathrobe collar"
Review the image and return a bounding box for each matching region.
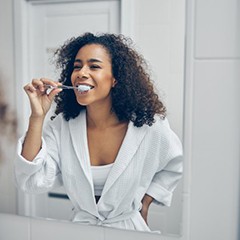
[68,110,148,202]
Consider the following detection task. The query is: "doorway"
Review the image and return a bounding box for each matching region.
[18,0,120,219]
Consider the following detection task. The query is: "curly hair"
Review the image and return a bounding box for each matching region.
[53,32,166,127]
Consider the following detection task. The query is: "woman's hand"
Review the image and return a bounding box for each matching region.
[140,194,154,225]
[24,78,62,118]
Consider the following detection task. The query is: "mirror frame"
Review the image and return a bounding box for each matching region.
[13,0,190,239]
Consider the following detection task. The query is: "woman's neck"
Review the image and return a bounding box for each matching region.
[86,104,119,130]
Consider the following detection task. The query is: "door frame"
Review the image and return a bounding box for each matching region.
[13,0,135,217]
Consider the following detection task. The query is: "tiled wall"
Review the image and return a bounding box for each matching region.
[187,0,240,239]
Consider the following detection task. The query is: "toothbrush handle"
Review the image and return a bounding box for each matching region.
[58,85,76,90]
[44,84,76,90]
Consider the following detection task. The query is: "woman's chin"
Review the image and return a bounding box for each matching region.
[77,101,89,106]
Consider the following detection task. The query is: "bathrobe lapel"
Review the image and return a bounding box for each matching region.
[100,121,148,198]
[68,111,94,193]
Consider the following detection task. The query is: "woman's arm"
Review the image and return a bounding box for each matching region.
[140,194,154,224]
[21,116,44,161]
[21,78,62,161]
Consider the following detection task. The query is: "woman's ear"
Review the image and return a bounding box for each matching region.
[112,78,117,88]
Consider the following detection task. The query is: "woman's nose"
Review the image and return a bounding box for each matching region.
[77,67,89,79]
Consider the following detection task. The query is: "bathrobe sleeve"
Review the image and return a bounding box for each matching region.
[15,118,63,194]
[146,119,183,207]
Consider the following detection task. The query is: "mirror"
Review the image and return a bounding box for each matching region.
[0,0,185,237]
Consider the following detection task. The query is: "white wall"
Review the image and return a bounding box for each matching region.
[133,0,185,139]
[185,0,240,239]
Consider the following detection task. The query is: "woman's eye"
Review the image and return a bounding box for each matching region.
[73,65,82,70]
[90,65,101,69]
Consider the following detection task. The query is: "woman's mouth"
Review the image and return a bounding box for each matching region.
[76,84,94,94]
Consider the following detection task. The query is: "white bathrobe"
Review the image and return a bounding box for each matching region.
[15,110,183,232]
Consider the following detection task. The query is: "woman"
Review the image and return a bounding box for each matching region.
[15,32,183,232]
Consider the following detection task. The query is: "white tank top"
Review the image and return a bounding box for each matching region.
[91,163,113,196]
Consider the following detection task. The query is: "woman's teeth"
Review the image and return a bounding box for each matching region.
[77,85,93,93]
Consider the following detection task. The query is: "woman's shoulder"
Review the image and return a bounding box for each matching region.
[43,113,63,134]
[47,113,64,125]
[45,111,85,130]
[147,115,180,141]
[151,115,171,131]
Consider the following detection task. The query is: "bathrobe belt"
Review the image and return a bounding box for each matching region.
[72,210,138,226]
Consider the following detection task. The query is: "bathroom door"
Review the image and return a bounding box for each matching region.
[26,0,120,219]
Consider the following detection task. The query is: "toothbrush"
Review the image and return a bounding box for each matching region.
[77,85,93,92]
[44,84,92,92]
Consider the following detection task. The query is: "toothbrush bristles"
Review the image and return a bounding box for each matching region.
[77,85,92,92]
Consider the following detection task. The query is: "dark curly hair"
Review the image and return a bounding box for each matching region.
[53,32,166,127]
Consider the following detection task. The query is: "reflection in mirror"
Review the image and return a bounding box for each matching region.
[0,0,185,237]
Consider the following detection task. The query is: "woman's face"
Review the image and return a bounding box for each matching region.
[71,44,116,107]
